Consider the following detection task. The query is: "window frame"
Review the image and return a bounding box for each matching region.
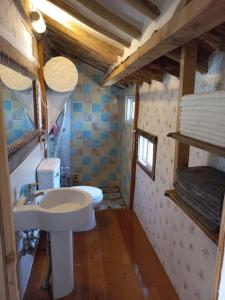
[125,96,135,122]
[136,128,158,181]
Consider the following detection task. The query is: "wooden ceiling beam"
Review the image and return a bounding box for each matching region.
[44,15,122,65]
[148,57,180,77]
[49,0,130,47]
[123,0,160,19]
[197,30,225,51]
[75,0,141,38]
[102,0,225,86]
[46,29,110,72]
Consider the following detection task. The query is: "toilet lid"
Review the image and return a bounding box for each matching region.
[71,186,103,204]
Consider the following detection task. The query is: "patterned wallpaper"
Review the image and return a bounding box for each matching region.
[1,82,34,145]
[133,74,218,300]
[69,62,125,187]
[118,85,135,205]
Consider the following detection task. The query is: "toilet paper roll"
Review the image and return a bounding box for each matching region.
[40,135,47,144]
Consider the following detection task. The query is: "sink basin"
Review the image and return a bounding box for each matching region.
[14,188,93,231]
[14,187,93,299]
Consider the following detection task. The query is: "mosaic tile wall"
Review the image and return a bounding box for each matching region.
[118,85,135,205]
[133,70,221,300]
[1,82,34,144]
[70,62,125,187]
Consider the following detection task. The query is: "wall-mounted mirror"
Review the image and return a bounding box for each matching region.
[0,54,41,173]
[0,64,35,145]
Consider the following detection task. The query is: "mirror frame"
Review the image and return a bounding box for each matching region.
[0,35,42,173]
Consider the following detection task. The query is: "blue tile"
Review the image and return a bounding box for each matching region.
[83,130,92,139]
[82,174,92,181]
[100,157,108,165]
[92,74,102,84]
[101,131,109,139]
[108,173,117,181]
[109,148,118,156]
[92,165,100,174]
[84,83,92,94]
[4,100,11,111]
[73,103,83,112]
[110,122,119,131]
[74,122,83,131]
[101,95,110,103]
[92,140,100,148]
[14,130,23,139]
[92,104,100,112]
[83,157,92,165]
[101,112,110,122]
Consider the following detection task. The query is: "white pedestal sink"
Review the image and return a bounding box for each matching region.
[14,188,93,299]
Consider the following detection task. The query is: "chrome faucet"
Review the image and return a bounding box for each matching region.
[24,183,44,205]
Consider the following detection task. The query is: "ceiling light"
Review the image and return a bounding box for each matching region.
[30,10,46,34]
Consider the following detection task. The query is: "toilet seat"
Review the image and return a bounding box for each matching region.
[70,186,103,205]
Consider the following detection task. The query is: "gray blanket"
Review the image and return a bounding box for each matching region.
[175,183,221,225]
[176,166,225,206]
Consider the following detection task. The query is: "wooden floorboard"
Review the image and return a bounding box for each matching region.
[23,209,179,300]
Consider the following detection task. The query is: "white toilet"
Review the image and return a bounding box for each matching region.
[37,158,103,231]
[70,186,103,231]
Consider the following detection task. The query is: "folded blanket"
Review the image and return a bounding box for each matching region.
[180,124,225,139]
[181,106,225,114]
[180,110,225,121]
[176,167,225,204]
[180,129,225,147]
[175,188,220,233]
[181,90,225,106]
[175,179,222,211]
[180,119,225,129]
[175,182,222,221]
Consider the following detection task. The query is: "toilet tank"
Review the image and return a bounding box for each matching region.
[37,158,61,190]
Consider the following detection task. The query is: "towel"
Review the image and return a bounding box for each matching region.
[180,109,225,119]
[181,90,225,106]
[180,129,225,147]
[176,167,225,205]
[175,183,221,225]
[180,124,225,139]
[175,182,222,219]
[175,187,220,233]
[181,106,225,113]
[180,118,225,128]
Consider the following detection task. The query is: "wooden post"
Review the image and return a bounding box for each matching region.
[0,83,19,299]
[174,40,198,178]
[37,39,48,157]
[37,39,48,132]
[130,84,140,209]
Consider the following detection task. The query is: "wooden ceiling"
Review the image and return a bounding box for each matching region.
[14,0,225,88]
[119,21,225,86]
[41,0,161,74]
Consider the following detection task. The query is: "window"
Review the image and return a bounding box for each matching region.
[125,97,135,121]
[136,129,157,180]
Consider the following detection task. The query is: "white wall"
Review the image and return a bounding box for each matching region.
[10,145,44,298]
[133,51,225,300]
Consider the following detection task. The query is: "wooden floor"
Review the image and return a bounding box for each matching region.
[23,209,179,300]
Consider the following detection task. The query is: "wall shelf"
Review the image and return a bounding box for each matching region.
[165,189,219,244]
[167,132,225,158]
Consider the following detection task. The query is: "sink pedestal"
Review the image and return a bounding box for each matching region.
[50,231,74,299]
